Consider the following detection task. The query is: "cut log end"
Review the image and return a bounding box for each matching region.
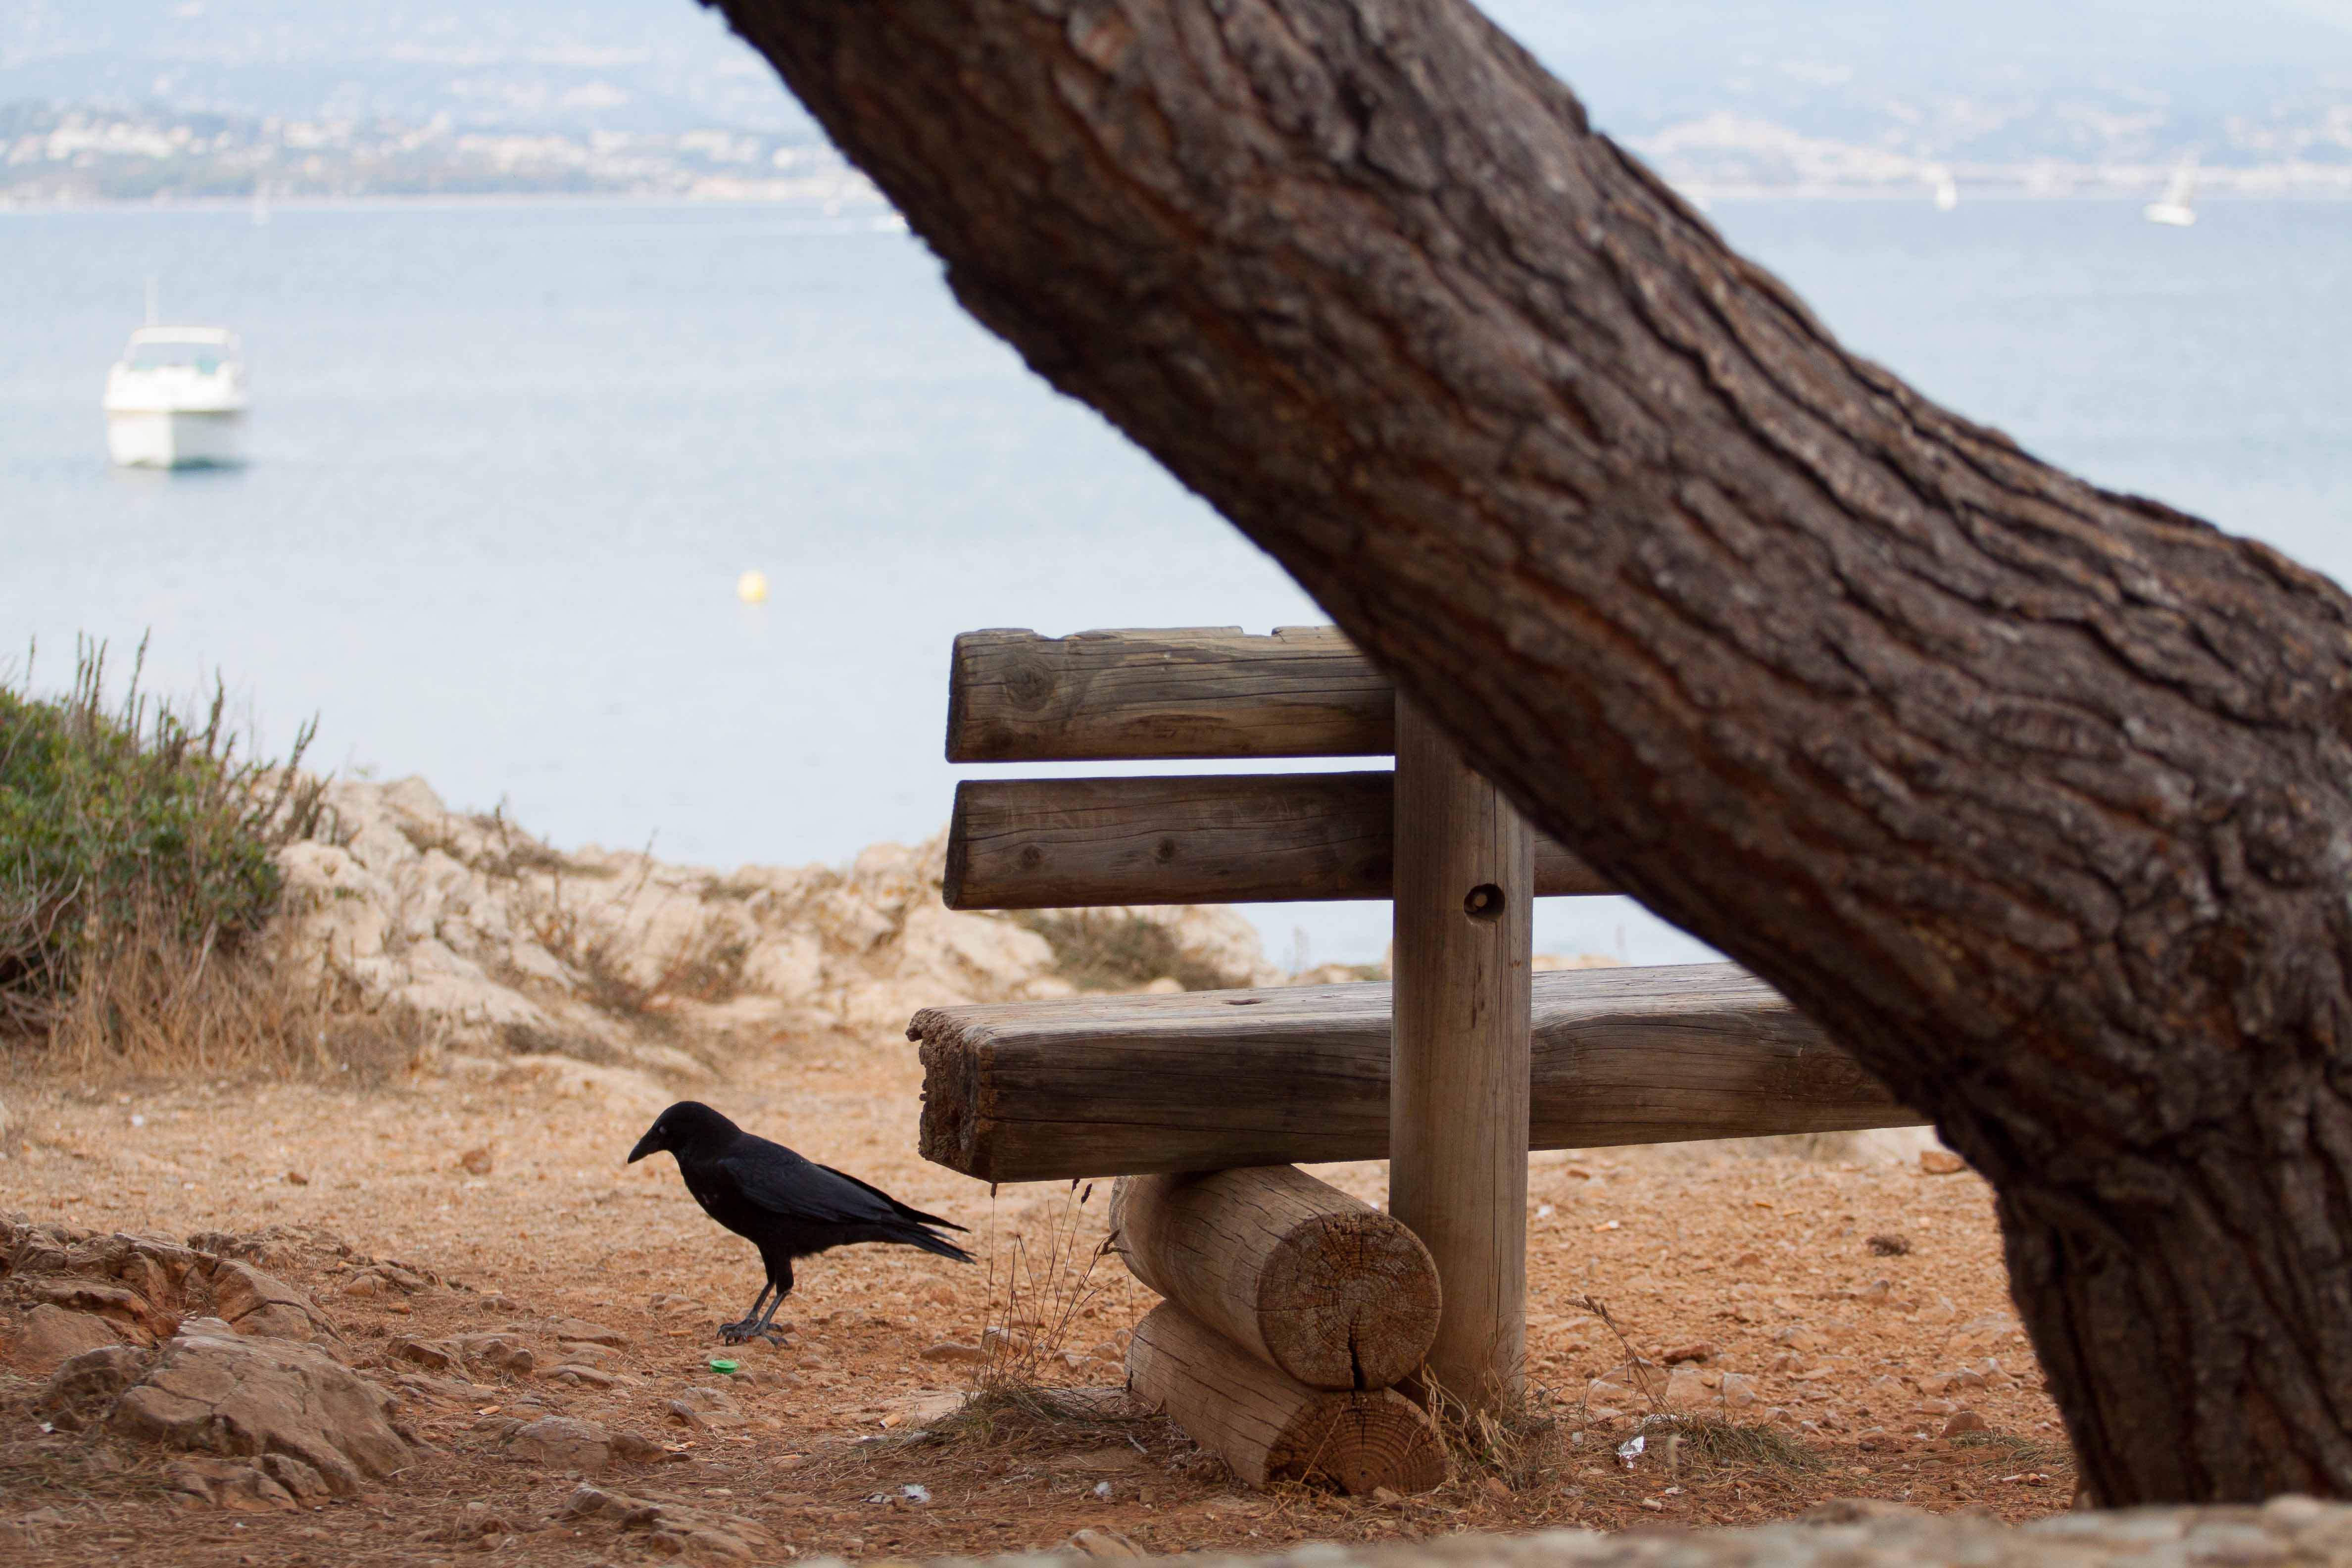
[1112,1168,1440,1391]
[1260,1209,1440,1391]
[1126,1302,1447,1495]
[1274,1393,1451,1497]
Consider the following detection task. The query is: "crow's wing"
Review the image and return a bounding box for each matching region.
[719,1143,945,1230]
[813,1162,969,1233]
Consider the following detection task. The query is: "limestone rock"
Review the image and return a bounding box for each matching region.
[457,1334,535,1376]
[206,1259,334,1342]
[559,1481,774,1559]
[1066,1527,1147,1559]
[162,1455,301,1512]
[1919,1149,1968,1176]
[11,1305,122,1373]
[507,1415,616,1471]
[23,1278,173,1341]
[266,777,1278,1064]
[1663,1366,1712,1412]
[552,1317,627,1346]
[108,1318,408,1493]
[41,1343,150,1427]
[391,1336,461,1372]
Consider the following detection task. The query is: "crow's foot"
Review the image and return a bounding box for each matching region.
[718,1320,789,1347]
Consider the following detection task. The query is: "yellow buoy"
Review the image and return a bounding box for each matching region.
[736,569,770,604]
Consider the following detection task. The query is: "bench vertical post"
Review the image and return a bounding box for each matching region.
[1388,695,1533,1417]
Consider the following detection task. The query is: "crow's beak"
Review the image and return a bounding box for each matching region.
[626,1129,660,1165]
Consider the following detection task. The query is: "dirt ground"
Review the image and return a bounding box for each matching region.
[0,1016,2073,1565]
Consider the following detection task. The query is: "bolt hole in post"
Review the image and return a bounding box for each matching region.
[1462,883,1505,923]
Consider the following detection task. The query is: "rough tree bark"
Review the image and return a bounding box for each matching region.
[704,0,2352,1503]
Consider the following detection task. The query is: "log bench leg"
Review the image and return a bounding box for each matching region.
[1390,694,1533,1417]
[1126,1302,1449,1494]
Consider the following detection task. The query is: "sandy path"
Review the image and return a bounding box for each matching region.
[0,1016,2071,1564]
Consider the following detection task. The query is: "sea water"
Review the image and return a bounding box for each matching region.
[2,197,2348,967]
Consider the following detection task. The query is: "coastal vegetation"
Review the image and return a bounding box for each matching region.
[0,641,328,1068]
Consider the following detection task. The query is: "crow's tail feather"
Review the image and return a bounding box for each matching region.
[891,1198,969,1234]
[896,1224,975,1265]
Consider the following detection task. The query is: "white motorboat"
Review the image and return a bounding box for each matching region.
[103,326,248,468]
[2145,155,2198,227]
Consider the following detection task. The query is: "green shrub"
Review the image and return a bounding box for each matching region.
[0,640,326,1033]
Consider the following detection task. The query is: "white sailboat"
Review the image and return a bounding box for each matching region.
[1928,166,1959,211]
[2145,155,2198,227]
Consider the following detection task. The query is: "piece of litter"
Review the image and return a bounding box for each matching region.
[708,1358,740,1374]
[1094,1481,1113,1499]
[903,1485,932,1504]
[1593,1220,1620,1232]
[1616,1434,1645,1466]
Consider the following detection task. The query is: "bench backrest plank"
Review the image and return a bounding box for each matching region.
[945,773,1612,909]
[947,627,1393,762]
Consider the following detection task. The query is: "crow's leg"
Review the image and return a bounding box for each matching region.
[720,1258,794,1346]
[719,1281,774,1344]
[724,1257,793,1346]
[745,1285,791,1342]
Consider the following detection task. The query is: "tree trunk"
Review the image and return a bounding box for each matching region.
[706,0,2352,1503]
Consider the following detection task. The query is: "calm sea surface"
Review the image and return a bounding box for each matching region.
[3,197,2349,966]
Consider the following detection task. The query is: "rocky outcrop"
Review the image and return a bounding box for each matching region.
[272,776,1281,1063]
[109,1318,409,1493]
[2,1220,411,1498]
[12,1304,123,1373]
[561,1480,779,1560]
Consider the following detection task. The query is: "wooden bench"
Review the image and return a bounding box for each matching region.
[911,626,1922,1484]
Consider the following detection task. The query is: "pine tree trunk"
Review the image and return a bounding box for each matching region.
[706,0,2352,1502]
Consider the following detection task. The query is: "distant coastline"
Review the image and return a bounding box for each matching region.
[12,186,2352,215]
[11,100,2352,209]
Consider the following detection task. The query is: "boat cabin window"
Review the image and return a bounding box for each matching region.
[127,342,227,373]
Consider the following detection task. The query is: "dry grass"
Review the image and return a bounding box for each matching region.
[1674,1417,1828,1475]
[23,902,449,1088]
[1016,912,1227,993]
[973,1181,1118,1395]
[29,895,340,1080]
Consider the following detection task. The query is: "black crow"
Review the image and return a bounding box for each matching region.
[626,1101,972,1344]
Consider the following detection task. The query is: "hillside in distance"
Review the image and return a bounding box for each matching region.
[8,0,2352,195]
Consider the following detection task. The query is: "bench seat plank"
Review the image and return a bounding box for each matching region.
[912,962,1918,1181]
